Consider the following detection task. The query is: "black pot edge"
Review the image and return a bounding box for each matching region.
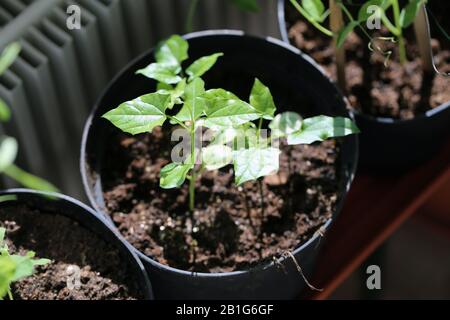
[0,188,154,300]
[80,29,359,279]
[277,0,450,125]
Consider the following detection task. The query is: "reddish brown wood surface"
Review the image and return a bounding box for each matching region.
[303,138,450,299]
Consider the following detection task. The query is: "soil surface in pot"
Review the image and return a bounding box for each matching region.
[101,127,341,273]
[0,204,142,300]
[285,2,450,120]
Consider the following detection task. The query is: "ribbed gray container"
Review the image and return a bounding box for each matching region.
[0,0,280,197]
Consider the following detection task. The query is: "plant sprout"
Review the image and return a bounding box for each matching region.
[0,43,58,192]
[103,35,359,214]
[289,0,427,65]
[0,227,51,300]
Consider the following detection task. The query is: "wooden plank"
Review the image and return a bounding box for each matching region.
[303,138,450,299]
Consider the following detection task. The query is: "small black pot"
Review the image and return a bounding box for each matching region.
[81,30,358,299]
[0,189,153,300]
[278,0,450,172]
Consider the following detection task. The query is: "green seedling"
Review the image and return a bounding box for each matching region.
[0,227,51,300]
[103,35,359,213]
[0,43,58,192]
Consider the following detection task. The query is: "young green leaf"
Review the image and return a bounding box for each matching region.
[155,35,189,67]
[0,255,15,298]
[302,0,326,22]
[0,98,11,122]
[186,53,223,81]
[269,112,302,138]
[249,78,276,120]
[158,79,186,109]
[0,43,20,76]
[136,62,182,85]
[0,227,5,245]
[0,136,18,172]
[103,93,170,135]
[337,21,359,48]
[173,77,206,122]
[202,89,260,129]
[287,115,360,145]
[233,147,281,185]
[160,162,193,189]
[202,144,233,170]
[358,0,388,22]
[400,0,423,28]
[3,164,59,193]
[230,0,260,12]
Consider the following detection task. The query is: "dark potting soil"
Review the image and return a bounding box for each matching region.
[285,4,450,120]
[0,205,142,300]
[102,127,341,273]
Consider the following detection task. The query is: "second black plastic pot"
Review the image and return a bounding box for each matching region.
[0,189,153,300]
[278,0,450,172]
[81,30,358,299]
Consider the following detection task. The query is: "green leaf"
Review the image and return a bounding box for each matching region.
[173,78,206,122]
[358,0,389,22]
[202,89,260,129]
[0,256,15,298]
[158,79,186,109]
[0,43,20,76]
[301,0,325,22]
[337,21,359,48]
[400,0,423,28]
[230,0,260,12]
[287,116,360,145]
[249,78,276,120]
[0,136,18,172]
[3,164,59,193]
[136,62,182,85]
[160,162,192,189]
[9,252,49,282]
[155,35,188,67]
[186,53,223,81]
[233,147,281,185]
[0,98,11,122]
[269,112,302,138]
[202,144,233,170]
[103,93,170,135]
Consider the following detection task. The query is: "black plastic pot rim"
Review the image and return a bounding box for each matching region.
[80,29,358,279]
[277,0,450,125]
[0,188,153,299]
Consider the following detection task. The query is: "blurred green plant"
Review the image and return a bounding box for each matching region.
[0,227,51,300]
[186,0,260,33]
[0,43,58,192]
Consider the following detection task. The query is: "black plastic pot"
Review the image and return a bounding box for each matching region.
[278,0,450,172]
[81,30,358,299]
[0,189,153,300]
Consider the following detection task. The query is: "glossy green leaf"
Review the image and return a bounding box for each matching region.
[233,147,281,185]
[202,89,260,129]
[103,93,170,135]
[186,53,223,81]
[400,0,423,28]
[0,98,11,122]
[136,62,182,84]
[0,43,20,76]
[287,116,360,145]
[173,78,206,122]
[337,21,359,48]
[155,35,188,67]
[160,162,192,189]
[202,144,233,170]
[230,0,260,12]
[301,0,325,22]
[249,78,276,120]
[269,112,302,138]
[0,136,18,172]
[158,79,186,109]
[0,255,15,298]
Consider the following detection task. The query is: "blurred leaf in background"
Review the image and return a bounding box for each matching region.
[231,0,260,12]
[0,43,58,193]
